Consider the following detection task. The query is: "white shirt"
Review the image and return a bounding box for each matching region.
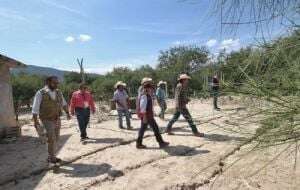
[32,86,67,115]
[113,90,129,110]
[140,94,153,114]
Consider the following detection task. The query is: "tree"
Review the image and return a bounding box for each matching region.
[11,74,43,120]
[77,58,85,83]
[157,45,210,96]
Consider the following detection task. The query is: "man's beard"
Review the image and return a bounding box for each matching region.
[48,86,56,90]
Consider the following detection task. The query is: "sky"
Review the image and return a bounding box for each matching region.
[0,0,286,74]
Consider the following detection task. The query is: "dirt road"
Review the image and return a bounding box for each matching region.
[0,98,298,190]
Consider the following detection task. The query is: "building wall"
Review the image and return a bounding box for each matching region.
[0,64,17,137]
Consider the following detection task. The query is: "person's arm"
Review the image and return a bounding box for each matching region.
[140,95,148,123]
[89,93,96,114]
[32,91,42,128]
[176,85,184,108]
[60,92,71,119]
[69,93,76,116]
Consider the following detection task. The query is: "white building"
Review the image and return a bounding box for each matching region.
[0,54,25,139]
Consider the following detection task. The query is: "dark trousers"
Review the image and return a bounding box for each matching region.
[75,107,90,138]
[117,109,131,128]
[166,108,198,134]
[158,100,167,119]
[212,90,219,109]
[137,117,164,145]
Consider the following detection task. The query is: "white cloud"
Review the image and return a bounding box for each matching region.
[41,0,85,17]
[171,39,202,46]
[206,39,217,47]
[0,8,28,21]
[78,34,92,42]
[173,41,182,45]
[65,36,75,43]
[219,38,240,52]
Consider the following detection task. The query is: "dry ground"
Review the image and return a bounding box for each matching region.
[0,98,299,190]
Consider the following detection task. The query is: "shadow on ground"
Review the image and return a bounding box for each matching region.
[53,163,124,178]
[0,134,71,189]
[146,145,210,157]
[164,145,210,156]
[170,127,247,142]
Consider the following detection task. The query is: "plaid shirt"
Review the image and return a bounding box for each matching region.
[175,83,189,109]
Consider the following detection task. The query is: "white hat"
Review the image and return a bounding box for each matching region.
[114,81,126,89]
[178,74,191,81]
[157,81,167,86]
[141,77,153,85]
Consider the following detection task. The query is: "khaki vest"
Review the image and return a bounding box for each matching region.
[39,89,63,121]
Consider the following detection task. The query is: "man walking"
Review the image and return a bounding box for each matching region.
[165,74,204,137]
[32,76,71,164]
[212,74,221,111]
[156,81,167,119]
[70,83,96,142]
[113,81,132,129]
[136,78,169,149]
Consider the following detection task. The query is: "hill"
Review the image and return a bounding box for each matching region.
[10,65,100,81]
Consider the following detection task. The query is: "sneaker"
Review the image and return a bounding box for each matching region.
[136,144,147,149]
[119,126,124,129]
[159,142,169,148]
[55,157,63,163]
[214,108,221,111]
[194,132,205,137]
[127,126,133,130]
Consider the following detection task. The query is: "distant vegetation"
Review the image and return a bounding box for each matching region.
[11,29,300,103]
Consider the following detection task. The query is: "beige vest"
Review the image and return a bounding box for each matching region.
[39,89,63,121]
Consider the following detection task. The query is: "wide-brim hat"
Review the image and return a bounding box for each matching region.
[141,77,153,85]
[157,80,167,86]
[178,74,191,81]
[114,81,126,89]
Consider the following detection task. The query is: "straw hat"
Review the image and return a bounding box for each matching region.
[141,77,153,85]
[178,74,191,81]
[114,81,126,89]
[157,80,167,86]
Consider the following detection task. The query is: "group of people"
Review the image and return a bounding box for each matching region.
[32,73,220,164]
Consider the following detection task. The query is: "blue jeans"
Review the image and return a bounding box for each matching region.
[117,109,131,128]
[75,108,90,138]
[158,100,167,119]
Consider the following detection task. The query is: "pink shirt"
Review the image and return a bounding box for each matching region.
[70,90,96,114]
